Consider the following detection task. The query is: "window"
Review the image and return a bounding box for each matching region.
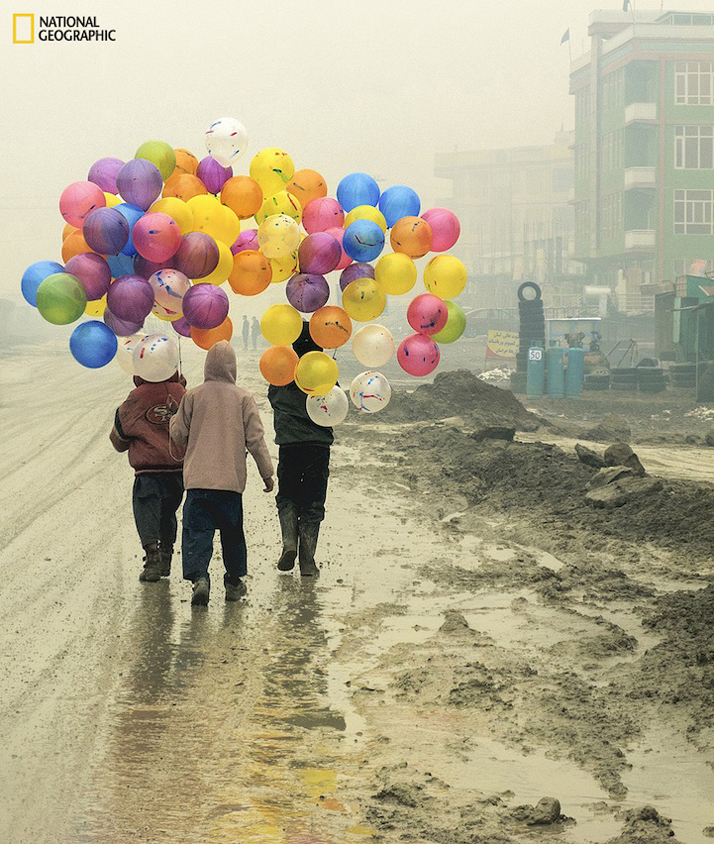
[674,126,714,169]
[674,189,714,234]
[674,258,714,277]
[600,193,623,241]
[675,62,714,105]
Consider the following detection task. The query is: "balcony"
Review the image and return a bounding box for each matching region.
[624,102,657,123]
[624,166,656,189]
[625,230,656,250]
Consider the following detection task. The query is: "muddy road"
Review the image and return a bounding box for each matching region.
[1,344,713,843]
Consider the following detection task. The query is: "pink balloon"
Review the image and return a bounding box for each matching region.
[397,334,441,377]
[59,181,106,228]
[421,208,461,252]
[231,229,258,255]
[182,283,229,329]
[407,293,448,335]
[325,227,352,270]
[303,197,344,234]
[132,212,181,263]
[64,253,111,300]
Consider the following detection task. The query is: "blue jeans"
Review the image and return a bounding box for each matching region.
[182,489,247,585]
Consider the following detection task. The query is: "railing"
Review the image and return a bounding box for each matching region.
[624,166,656,188]
[616,292,656,314]
[624,102,657,123]
[625,229,656,249]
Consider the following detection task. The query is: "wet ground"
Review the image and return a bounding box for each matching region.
[1,343,713,843]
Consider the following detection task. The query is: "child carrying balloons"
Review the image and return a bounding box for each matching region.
[268,323,333,577]
[170,340,274,606]
[110,371,187,582]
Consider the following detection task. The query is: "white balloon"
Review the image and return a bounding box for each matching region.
[205,118,249,168]
[257,213,301,259]
[132,334,178,382]
[116,332,146,375]
[350,370,391,413]
[306,387,349,427]
[352,324,395,368]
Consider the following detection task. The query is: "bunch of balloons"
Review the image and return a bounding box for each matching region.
[22,120,468,423]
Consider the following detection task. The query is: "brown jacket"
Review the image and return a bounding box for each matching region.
[169,341,273,492]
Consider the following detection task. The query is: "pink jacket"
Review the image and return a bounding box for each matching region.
[169,341,273,493]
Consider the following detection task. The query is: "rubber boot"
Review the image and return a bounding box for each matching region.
[139,545,162,582]
[298,521,320,577]
[277,502,299,571]
[191,577,210,606]
[158,543,172,578]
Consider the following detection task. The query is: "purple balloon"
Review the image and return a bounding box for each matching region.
[339,261,375,291]
[196,157,233,194]
[88,157,124,194]
[104,307,143,337]
[231,229,258,255]
[172,316,192,338]
[116,159,163,211]
[83,207,130,255]
[173,232,220,279]
[182,284,229,329]
[133,253,175,280]
[64,253,112,300]
[298,232,342,275]
[107,275,155,323]
[286,273,330,313]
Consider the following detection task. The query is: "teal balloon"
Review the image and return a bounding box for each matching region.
[36,273,87,325]
[69,320,118,368]
[431,300,466,344]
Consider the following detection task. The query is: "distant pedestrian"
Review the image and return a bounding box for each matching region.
[170,340,274,605]
[267,323,332,577]
[110,372,186,583]
[251,316,260,350]
[242,314,249,351]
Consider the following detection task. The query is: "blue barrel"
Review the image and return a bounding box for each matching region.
[546,347,565,398]
[565,348,586,399]
[526,346,545,398]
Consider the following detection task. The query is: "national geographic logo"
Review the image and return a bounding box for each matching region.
[12,14,117,43]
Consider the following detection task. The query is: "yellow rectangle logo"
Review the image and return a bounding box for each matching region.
[13,13,34,43]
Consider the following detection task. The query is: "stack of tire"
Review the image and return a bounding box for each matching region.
[610,367,638,391]
[669,362,696,389]
[583,372,610,391]
[511,281,545,394]
[636,361,667,394]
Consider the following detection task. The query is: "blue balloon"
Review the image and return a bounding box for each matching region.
[336,173,380,212]
[114,203,144,256]
[342,220,385,263]
[106,252,135,278]
[22,261,64,307]
[378,186,421,228]
[69,320,118,368]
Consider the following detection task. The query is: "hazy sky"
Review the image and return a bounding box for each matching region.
[3,0,714,306]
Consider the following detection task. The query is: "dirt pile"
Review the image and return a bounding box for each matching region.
[387,370,541,430]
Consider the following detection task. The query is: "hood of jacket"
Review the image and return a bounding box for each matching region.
[204,340,237,383]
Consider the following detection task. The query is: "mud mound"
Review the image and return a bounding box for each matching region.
[387,370,541,430]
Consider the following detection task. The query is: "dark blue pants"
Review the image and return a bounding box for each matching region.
[132,473,184,549]
[182,489,247,586]
[276,444,330,524]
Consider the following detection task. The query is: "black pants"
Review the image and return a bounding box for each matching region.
[132,473,184,548]
[276,445,330,523]
[181,489,246,585]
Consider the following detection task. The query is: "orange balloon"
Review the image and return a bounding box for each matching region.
[163,173,208,201]
[191,317,233,350]
[228,250,272,296]
[221,176,263,220]
[173,148,199,177]
[62,223,78,241]
[259,345,299,386]
[390,216,433,259]
[62,231,97,262]
[287,169,328,209]
[309,305,352,349]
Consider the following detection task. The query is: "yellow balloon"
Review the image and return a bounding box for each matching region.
[342,278,386,322]
[375,253,417,295]
[103,192,121,208]
[344,204,387,233]
[250,148,295,198]
[255,190,302,226]
[257,213,302,259]
[149,197,194,235]
[269,252,299,283]
[196,240,233,285]
[187,194,225,241]
[423,254,468,298]
[261,303,303,345]
[218,205,241,246]
[294,351,339,396]
[85,294,107,317]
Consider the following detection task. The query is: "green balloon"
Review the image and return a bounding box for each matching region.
[135,140,176,181]
[432,300,466,344]
[36,273,87,325]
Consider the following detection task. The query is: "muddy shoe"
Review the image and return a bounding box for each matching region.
[298,521,321,578]
[277,547,297,571]
[277,502,298,571]
[158,544,172,577]
[139,547,162,583]
[225,579,247,602]
[191,577,210,606]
